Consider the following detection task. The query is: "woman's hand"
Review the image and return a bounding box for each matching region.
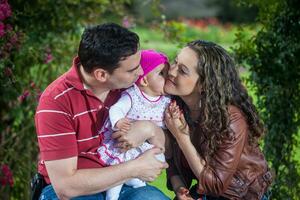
[176,187,194,200]
[165,101,190,140]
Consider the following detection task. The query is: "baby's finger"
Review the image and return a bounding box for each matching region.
[111,130,125,139]
[121,126,130,132]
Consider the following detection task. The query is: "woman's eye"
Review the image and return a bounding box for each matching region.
[179,68,187,74]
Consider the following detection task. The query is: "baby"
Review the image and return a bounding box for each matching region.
[97,49,171,200]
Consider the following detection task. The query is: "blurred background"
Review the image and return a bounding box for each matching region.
[0,0,299,199]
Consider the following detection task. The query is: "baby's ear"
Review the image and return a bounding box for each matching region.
[139,76,148,87]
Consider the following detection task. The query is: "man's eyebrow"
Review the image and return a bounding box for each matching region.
[127,64,140,72]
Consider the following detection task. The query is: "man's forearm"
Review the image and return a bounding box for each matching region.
[46,158,136,199]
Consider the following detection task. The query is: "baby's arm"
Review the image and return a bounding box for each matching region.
[110,93,157,150]
[109,93,132,131]
[115,118,131,132]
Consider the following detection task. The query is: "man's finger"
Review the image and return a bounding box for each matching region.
[150,147,164,155]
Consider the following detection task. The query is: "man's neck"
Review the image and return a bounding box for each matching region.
[79,65,110,102]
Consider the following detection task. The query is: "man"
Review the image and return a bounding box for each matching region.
[35,23,169,200]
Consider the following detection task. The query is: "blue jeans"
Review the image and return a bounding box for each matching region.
[40,184,170,200]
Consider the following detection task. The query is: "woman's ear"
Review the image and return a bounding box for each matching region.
[93,68,109,82]
[139,76,148,87]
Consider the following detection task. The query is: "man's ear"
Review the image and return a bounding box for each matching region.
[139,76,148,87]
[93,68,109,82]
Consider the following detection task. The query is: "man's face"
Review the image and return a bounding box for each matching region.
[107,51,143,89]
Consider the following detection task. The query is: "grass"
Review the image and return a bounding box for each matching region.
[149,170,175,199]
[132,24,256,59]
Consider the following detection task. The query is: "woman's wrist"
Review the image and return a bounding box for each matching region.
[175,132,191,146]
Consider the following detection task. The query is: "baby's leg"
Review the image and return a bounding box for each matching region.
[106,184,123,200]
[125,178,146,188]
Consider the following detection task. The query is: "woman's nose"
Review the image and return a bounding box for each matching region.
[168,64,177,77]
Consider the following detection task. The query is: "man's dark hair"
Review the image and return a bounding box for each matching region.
[78,23,139,73]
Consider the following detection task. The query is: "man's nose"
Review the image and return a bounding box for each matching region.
[136,65,143,76]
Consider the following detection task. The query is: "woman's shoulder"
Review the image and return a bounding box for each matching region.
[228,105,249,133]
[228,105,246,121]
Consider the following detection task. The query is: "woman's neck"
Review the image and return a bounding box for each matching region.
[181,92,201,111]
[181,92,201,121]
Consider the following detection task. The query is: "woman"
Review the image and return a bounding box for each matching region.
[164,40,272,200]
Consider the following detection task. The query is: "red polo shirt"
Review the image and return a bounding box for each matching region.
[35,57,121,184]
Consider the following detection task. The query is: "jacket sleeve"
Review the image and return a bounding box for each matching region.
[198,106,248,196]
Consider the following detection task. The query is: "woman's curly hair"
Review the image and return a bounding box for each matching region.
[179,40,265,160]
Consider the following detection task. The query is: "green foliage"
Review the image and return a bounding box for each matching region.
[0,1,132,199]
[234,0,300,198]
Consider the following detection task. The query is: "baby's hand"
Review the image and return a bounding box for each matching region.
[165,101,190,139]
[115,118,131,132]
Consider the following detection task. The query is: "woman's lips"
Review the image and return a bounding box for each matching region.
[166,78,175,85]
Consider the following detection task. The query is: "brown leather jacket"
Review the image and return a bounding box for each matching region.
[166,106,273,200]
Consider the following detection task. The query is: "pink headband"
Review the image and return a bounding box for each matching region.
[136,49,169,84]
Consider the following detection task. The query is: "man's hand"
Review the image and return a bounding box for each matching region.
[131,148,168,182]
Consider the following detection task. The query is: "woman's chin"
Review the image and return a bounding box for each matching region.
[164,85,174,95]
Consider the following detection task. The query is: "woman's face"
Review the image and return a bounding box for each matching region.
[164,47,200,96]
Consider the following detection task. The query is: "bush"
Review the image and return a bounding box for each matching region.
[0,1,132,199]
[234,0,300,198]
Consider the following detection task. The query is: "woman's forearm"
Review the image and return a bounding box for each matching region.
[176,135,204,180]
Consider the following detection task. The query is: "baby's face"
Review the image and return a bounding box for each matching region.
[145,63,168,96]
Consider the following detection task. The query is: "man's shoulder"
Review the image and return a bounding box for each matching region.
[40,72,73,100]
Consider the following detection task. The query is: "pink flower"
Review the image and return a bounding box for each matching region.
[30,82,36,88]
[9,32,18,44]
[18,90,30,103]
[0,22,5,37]
[44,52,53,64]
[4,67,12,76]
[122,17,130,28]
[122,16,134,29]
[0,164,14,187]
[0,0,12,21]
[44,47,53,64]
